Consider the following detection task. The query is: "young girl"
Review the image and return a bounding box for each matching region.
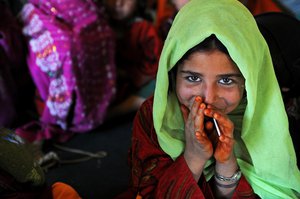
[122,0,300,198]
[103,0,163,118]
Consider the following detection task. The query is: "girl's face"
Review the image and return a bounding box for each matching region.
[176,49,245,114]
[105,0,137,21]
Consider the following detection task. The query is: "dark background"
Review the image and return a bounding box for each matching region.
[45,114,135,199]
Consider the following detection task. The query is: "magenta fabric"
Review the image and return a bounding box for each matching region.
[19,0,116,141]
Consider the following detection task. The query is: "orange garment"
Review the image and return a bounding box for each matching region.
[156,0,176,29]
[52,182,81,199]
[246,0,283,15]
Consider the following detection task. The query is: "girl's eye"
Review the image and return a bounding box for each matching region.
[219,77,234,85]
[186,76,201,82]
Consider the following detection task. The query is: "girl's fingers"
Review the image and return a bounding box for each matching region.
[190,96,202,118]
[205,120,214,130]
[213,113,232,128]
[219,134,234,143]
[195,130,209,144]
[214,113,234,138]
[194,103,206,131]
[203,108,234,137]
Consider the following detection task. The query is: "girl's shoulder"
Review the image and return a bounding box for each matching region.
[138,96,154,118]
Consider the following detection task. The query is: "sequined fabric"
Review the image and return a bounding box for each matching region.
[19,0,116,140]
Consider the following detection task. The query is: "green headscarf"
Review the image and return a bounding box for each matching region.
[153,0,300,198]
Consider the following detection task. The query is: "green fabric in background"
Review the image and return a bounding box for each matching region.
[0,128,45,186]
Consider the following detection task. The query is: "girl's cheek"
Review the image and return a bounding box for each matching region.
[176,80,200,108]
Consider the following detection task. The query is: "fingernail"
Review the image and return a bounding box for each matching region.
[200,103,206,109]
[195,96,201,102]
[213,113,219,119]
[219,135,225,141]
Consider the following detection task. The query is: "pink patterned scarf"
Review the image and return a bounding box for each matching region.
[18,0,116,141]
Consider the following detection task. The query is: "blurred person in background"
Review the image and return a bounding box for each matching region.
[103,0,163,119]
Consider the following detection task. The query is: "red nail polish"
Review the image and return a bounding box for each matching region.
[200,103,206,109]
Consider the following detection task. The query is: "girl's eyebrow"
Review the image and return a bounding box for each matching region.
[180,70,202,76]
[180,70,243,78]
[217,74,244,78]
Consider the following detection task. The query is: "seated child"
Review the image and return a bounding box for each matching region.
[103,0,163,118]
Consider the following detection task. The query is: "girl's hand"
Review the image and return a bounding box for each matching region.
[180,96,213,180]
[204,107,239,198]
[203,107,235,163]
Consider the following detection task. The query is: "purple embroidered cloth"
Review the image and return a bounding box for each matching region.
[18,0,116,141]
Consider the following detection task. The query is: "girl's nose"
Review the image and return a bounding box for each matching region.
[200,84,218,105]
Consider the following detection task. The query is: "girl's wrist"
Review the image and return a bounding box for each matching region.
[184,152,207,180]
[215,155,238,177]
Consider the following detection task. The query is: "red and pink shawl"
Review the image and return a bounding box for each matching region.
[18,0,116,142]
